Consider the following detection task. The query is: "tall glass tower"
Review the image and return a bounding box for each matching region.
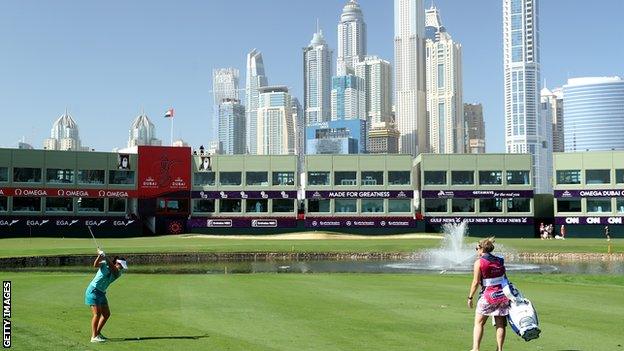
[337,0,367,76]
[304,28,332,126]
[503,0,551,193]
[246,49,268,155]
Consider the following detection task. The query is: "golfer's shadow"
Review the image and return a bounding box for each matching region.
[108,334,209,342]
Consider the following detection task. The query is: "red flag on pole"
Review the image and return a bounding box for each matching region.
[164,108,174,118]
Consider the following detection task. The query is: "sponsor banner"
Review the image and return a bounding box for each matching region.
[554,189,624,198]
[305,190,413,199]
[421,190,534,199]
[138,146,192,198]
[0,187,137,198]
[555,216,624,225]
[0,217,138,228]
[426,217,533,225]
[305,217,416,228]
[192,190,298,199]
[187,217,298,229]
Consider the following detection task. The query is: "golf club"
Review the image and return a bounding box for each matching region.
[87,225,101,250]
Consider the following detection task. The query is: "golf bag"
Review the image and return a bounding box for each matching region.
[503,283,541,341]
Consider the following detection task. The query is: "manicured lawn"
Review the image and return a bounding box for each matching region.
[0,235,621,257]
[4,272,623,350]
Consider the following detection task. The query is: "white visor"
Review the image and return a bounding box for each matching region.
[116,259,128,270]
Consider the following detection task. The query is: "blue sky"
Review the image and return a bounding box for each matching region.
[1,0,622,152]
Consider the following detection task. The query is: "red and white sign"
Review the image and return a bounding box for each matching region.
[137,146,191,198]
[0,187,137,198]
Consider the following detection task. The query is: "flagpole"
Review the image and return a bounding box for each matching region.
[170,115,173,146]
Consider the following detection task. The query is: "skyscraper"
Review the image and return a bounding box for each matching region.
[304,28,332,126]
[541,86,564,152]
[246,49,269,154]
[331,75,366,122]
[395,0,428,156]
[354,56,393,127]
[44,110,88,151]
[128,111,162,148]
[425,6,464,154]
[257,86,295,155]
[218,98,246,155]
[464,103,486,154]
[212,68,240,143]
[503,0,551,193]
[337,0,367,76]
[291,97,305,169]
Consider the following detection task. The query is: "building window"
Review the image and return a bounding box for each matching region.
[78,170,105,185]
[77,198,105,213]
[437,64,445,88]
[556,170,581,185]
[507,198,530,212]
[506,171,530,185]
[616,170,624,184]
[425,198,447,213]
[219,172,242,186]
[424,171,447,185]
[308,172,330,186]
[479,171,503,185]
[108,198,127,213]
[335,172,357,186]
[617,199,624,213]
[45,197,73,212]
[46,169,75,184]
[452,199,475,213]
[12,197,41,212]
[0,167,8,182]
[585,170,611,185]
[109,170,135,185]
[246,199,268,213]
[557,198,581,213]
[163,199,189,213]
[587,198,612,213]
[246,172,269,186]
[193,199,215,213]
[273,172,295,186]
[13,168,42,183]
[388,171,410,185]
[272,199,294,213]
[194,172,216,186]
[0,197,6,212]
[308,199,330,213]
[451,171,474,185]
[362,199,384,213]
[335,199,357,213]
[388,199,411,213]
[479,198,503,212]
[361,171,384,186]
[219,199,241,213]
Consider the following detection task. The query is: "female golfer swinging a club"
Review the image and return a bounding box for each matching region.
[84,249,128,343]
[467,237,510,351]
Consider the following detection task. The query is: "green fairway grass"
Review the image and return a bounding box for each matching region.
[0,235,621,258]
[3,272,623,350]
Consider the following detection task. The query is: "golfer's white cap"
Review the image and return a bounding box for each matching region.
[116,259,128,270]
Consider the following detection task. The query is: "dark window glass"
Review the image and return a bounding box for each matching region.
[507,198,530,212]
[335,172,357,186]
[194,172,215,186]
[272,199,294,213]
[587,198,612,213]
[388,199,411,213]
[45,197,73,212]
[308,172,330,186]
[273,172,295,186]
[77,198,104,213]
[12,197,41,212]
[46,169,74,184]
[0,167,8,182]
[166,199,189,213]
[361,171,383,186]
[616,170,624,184]
[246,199,268,213]
[451,171,474,185]
[557,198,581,213]
[13,168,42,183]
[193,199,215,213]
[617,199,624,213]
[219,172,242,186]
[388,171,410,185]
[479,171,503,185]
[78,170,105,185]
[219,199,242,213]
[0,197,8,211]
[362,199,384,213]
[425,198,447,212]
[585,170,611,185]
[308,199,330,213]
[109,170,135,185]
[452,199,475,212]
[108,198,127,213]
[335,199,357,213]
[506,171,530,185]
[479,198,503,212]
[246,172,269,186]
[556,170,581,185]
[424,171,447,185]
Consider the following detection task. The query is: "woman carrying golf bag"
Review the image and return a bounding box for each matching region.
[84,249,128,343]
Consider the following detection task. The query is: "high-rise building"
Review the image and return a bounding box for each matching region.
[246,49,269,154]
[257,86,295,155]
[128,111,162,148]
[541,86,564,152]
[464,103,486,154]
[304,28,332,126]
[331,75,366,122]
[563,77,624,152]
[337,0,367,76]
[44,110,89,151]
[354,56,393,127]
[425,6,464,154]
[503,0,551,193]
[213,68,240,142]
[395,0,428,156]
[368,122,400,154]
[218,98,246,155]
[291,97,305,168]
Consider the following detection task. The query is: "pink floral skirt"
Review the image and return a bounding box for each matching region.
[476,295,510,316]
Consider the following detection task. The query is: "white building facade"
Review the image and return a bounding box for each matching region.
[44,110,89,151]
[246,50,269,155]
[541,86,564,152]
[257,86,295,155]
[304,29,333,126]
[354,56,393,126]
[337,0,367,76]
[218,99,246,155]
[128,112,162,148]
